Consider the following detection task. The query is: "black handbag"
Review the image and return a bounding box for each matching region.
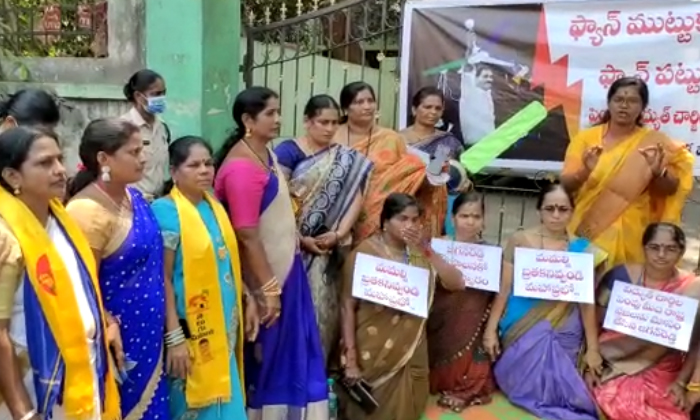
[340,378,379,414]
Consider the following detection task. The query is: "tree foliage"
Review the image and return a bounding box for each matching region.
[0,0,105,59]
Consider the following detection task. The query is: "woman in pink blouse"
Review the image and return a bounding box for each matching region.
[213,87,329,420]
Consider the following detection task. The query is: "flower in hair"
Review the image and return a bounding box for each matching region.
[77,162,87,171]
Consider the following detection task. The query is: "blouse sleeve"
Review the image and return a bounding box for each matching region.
[151,198,181,251]
[217,160,268,229]
[0,223,23,319]
[65,198,114,252]
[273,139,302,172]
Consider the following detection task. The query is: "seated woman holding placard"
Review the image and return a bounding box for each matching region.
[482,182,608,420]
[427,191,496,412]
[339,193,464,420]
[592,222,700,420]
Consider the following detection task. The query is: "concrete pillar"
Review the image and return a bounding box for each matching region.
[145,0,240,152]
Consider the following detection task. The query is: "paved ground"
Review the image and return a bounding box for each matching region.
[476,182,700,272]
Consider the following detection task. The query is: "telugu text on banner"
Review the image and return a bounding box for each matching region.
[512,247,595,303]
[603,280,698,351]
[351,252,431,318]
[431,237,502,292]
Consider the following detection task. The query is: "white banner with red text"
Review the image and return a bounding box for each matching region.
[400,0,700,174]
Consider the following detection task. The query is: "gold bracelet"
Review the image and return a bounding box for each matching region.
[261,276,279,291]
[686,382,700,392]
[259,276,282,297]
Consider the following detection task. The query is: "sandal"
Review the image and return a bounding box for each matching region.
[437,394,468,413]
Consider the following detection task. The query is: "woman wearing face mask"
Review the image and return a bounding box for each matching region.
[214,87,329,418]
[0,127,121,420]
[0,88,60,133]
[274,94,373,361]
[339,193,463,420]
[561,77,693,268]
[482,182,607,420]
[151,136,260,420]
[592,223,700,420]
[426,192,495,413]
[65,119,170,419]
[121,69,170,200]
[333,82,449,243]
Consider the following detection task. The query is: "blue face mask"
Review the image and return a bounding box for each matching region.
[145,96,166,114]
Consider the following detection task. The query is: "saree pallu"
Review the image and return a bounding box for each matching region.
[398,129,470,194]
[150,197,247,420]
[227,157,328,419]
[340,237,436,420]
[494,229,606,420]
[346,126,448,242]
[593,264,698,420]
[276,140,373,361]
[99,190,169,419]
[564,125,694,268]
[427,241,495,404]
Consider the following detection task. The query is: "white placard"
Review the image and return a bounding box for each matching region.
[513,247,594,304]
[351,252,431,318]
[603,281,698,351]
[431,238,502,292]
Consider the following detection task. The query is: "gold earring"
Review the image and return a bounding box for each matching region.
[12,186,20,195]
[245,128,252,139]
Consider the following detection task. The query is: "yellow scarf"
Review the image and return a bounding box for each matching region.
[0,188,120,420]
[170,187,245,407]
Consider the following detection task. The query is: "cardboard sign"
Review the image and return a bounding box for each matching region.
[351,253,431,318]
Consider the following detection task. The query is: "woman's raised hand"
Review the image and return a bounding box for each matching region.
[582,146,603,172]
[638,143,665,175]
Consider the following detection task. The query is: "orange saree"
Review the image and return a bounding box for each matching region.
[563,125,694,268]
[341,125,447,243]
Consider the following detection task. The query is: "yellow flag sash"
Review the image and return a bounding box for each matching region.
[0,188,120,420]
[170,187,245,407]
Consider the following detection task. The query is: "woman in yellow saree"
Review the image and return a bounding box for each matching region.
[0,127,120,420]
[333,82,449,242]
[562,77,694,268]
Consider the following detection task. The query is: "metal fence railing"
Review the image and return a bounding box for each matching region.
[0,0,108,58]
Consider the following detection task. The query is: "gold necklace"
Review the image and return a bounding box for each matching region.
[242,139,277,175]
[94,184,130,214]
[379,234,409,264]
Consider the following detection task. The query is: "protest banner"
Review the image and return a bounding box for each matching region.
[351,252,431,318]
[400,0,700,174]
[603,280,698,351]
[512,247,594,303]
[431,238,502,292]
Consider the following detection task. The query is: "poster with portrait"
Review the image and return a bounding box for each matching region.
[399,0,700,174]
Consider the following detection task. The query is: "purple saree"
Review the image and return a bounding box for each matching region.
[494,229,605,420]
[215,154,328,420]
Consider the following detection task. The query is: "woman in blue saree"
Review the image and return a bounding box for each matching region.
[152,136,257,420]
[275,94,373,360]
[66,118,169,419]
[399,87,471,235]
[482,182,606,420]
[214,87,328,419]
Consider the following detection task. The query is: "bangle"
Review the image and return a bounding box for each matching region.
[686,382,700,392]
[260,277,282,297]
[165,327,186,348]
[18,409,37,420]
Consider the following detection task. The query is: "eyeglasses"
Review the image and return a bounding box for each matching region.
[541,205,571,214]
[645,244,681,254]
